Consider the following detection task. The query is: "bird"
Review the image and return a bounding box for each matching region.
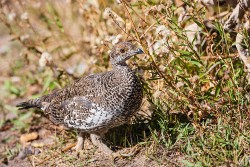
[16,42,144,155]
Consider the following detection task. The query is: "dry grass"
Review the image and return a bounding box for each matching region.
[0,0,250,166]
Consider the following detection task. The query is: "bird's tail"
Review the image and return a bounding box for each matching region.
[16,98,42,110]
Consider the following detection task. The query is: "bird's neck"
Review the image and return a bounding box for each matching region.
[112,62,129,70]
[112,62,134,76]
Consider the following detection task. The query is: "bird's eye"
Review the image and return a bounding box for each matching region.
[120,49,125,53]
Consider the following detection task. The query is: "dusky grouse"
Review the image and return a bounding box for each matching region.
[16,42,144,155]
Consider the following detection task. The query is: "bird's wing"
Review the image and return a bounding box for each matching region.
[43,72,115,125]
[58,96,93,128]
[58,96,111,131]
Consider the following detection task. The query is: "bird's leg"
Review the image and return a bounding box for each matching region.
[72,132,85,152]
[90,133,113,155]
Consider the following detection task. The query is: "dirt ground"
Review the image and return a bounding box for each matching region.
[0,114,184,167]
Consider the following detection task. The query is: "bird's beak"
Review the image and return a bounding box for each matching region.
[136,48,144,54]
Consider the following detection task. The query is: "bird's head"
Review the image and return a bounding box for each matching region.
[109,42,143,65]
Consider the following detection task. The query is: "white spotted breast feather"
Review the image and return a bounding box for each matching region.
[61,96,114,132]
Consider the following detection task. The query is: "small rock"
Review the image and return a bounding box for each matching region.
[17,146,41,160]
[18,147,33,160]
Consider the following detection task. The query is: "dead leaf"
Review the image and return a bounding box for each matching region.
[31,142,44,148]
[20,132,38,143]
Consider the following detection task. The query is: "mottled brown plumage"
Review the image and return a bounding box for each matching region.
[16,42,144,155]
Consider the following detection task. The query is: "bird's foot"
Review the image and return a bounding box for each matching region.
[90,133,113,154]
[89,133,135,161]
